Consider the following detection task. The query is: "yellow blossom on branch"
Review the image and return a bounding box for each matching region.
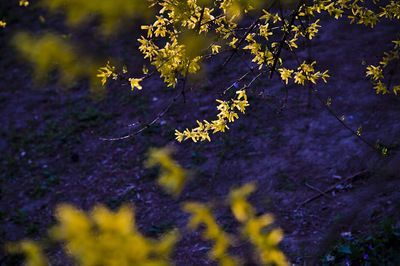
[129,78,143,90]
[278,68,294,84]
[19,0,29,7]
[228,182,256,222]
[373,81,389,94]
[50,204,178,265]
[182,202,238,265]
[175,90,249,142]
[393,85,400,95]
[293,61,329,85]
[227,183,289,266]
[145,147,188,197]
[366,65,384,81]
[97,61,115,85]
[6,240,47,266]
[211,44,221,54]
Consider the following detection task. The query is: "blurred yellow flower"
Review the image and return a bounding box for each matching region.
[129,78,143,90]
[146,147,188,197]
[19,0,29,7]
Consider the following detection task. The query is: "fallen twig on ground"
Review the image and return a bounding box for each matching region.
[296,170,370,211]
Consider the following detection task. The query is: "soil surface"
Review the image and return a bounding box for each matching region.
[1,2,400,265]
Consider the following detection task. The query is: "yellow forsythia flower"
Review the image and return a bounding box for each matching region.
[278,68,294,84]
[19,0,29,7]
[6,240,47,266]
[146,147,188,197]
[97,61,115,85]
[183,202,238,265]
[211,44,221,54]
[0,21,6,28]
[393,85,400,95]
[51,204,177,265]
[228,182,256,222]
[228,183,289,266]
[366,65,384,81]
[373,81,389,94]
[175,90,249,142]
[129,78,143,90]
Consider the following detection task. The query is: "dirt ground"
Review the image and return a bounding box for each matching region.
[1,2,400,265]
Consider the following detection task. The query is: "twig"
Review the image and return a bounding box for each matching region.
[290,49,381,153]
[220,17,261,69]
[277,81,289,113]
[305,182,332,199]
[269,4,300,79]
[220,1,276,69]
[296,170,369,210]
[220,67,256,95]
[97,90,183,141]
[98,59,193,141]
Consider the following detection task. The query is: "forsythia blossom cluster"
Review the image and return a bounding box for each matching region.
[366,39,400,95]
[175,89,249,142]
[97,61,116,85]
[183,202,238,265]
[145,147,188,197]
[97,62,143,90]
[137,0,215,87]
[184,183,289,266]
[228,183,287,265]
[12,32,101,94]
[278,61,329,86]
[8,204,178,266]
[51,204,178,265]
[8,148,288,265]
[19,0,29,7]
[6,240,47,266]
[10,180,288,266]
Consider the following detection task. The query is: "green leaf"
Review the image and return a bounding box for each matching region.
[142,65,148,75]
[338,245,352,254]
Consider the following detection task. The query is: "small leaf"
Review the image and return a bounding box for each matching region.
[326,97,331,106]
[142,65,148,75]
[338,245,352,254]
[357,125,362,136]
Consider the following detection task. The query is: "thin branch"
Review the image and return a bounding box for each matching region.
[98,60,193,141]
[386,58,399,90]
[305,182,332,199]
[195,7,205,34]
[277,81,289,113]
[269,4,301,79]
[98,90,183,141]
[290,49,381,153]
[236,50,255,73]
[220,67,256,95]
[296,170,369,210]
[220,17,261,69]
[219,0,277,69]
[247,69,269,89]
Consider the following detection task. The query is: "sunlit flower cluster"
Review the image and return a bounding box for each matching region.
[97,61,116,85]
[366,39,400,95]
[175,89,249,142]
[278,61,329,86]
